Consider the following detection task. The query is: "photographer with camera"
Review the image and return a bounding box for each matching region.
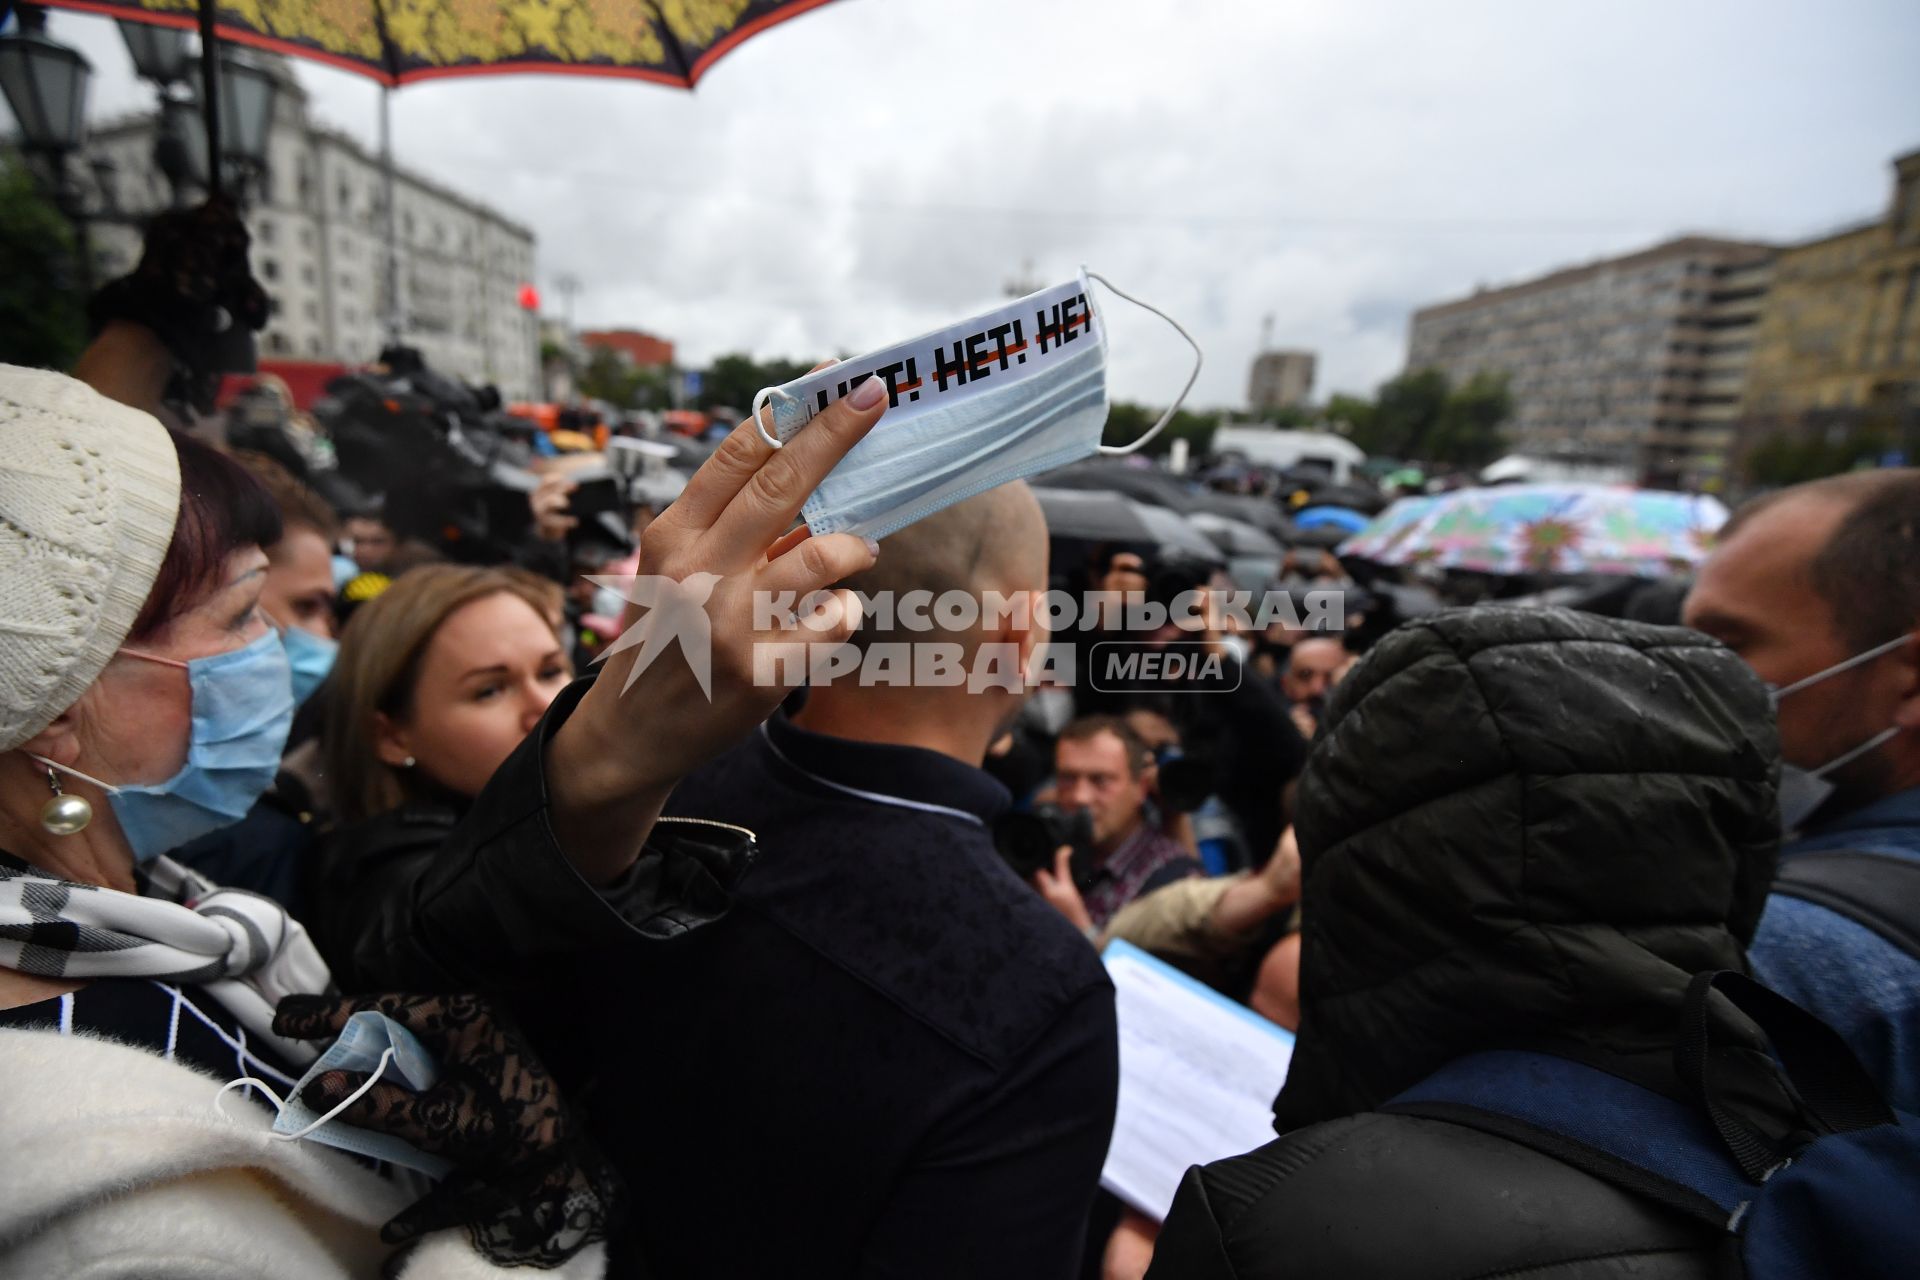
[1030,715,1204,934]
[1145,555,1308,871]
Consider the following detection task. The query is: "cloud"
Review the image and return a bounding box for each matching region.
[49,0,1920,408]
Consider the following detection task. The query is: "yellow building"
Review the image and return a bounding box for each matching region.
[1736,150,1920,476]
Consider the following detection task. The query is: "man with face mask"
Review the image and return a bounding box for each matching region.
[1684,467,1920,1111]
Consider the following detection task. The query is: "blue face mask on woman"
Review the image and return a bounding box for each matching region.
[280,623,338,705]
[35,628,295,862]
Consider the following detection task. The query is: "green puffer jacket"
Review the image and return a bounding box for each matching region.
[1151,607,1801,1280]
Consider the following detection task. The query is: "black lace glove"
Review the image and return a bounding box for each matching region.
[273,991,626,1270]
[87,195,268,412]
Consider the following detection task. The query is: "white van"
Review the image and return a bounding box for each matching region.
[1209,426,1366,485]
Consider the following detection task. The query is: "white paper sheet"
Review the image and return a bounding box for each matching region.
[1099,938,1296,1222]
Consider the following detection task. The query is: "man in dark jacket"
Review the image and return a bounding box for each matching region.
[636,480,1118,1279]
[1148,607,1803,1279]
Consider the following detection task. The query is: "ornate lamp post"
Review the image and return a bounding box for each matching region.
[0,5,94,280]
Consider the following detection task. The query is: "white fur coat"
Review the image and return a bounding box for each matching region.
[0,1028,605,1279]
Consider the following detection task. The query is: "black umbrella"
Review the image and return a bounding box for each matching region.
[1186,491,1293,539]
[1032,487,1223,565]
[1040,460,1195,510]
[1188,511,1283,557]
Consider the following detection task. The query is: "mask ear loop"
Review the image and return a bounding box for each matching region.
[1087,270,1204,457]
[213,1045,397,1142]
[27,754,121,796]
[750,385,804,450]
[1769,631,1914,702]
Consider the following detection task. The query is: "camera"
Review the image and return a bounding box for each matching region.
[1153,747,1213,814]
[995,803,1099,888]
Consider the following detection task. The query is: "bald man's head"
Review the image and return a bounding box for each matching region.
[839,482,1049,648]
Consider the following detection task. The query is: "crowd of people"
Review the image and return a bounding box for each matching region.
[0,203,1915,1279]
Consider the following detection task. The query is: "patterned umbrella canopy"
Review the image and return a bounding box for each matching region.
[43,0,834,86]
[1337,484,1729,579]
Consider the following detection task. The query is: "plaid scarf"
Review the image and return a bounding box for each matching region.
[0,852,330,1065]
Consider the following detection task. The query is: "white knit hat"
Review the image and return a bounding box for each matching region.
[0,366,182,751]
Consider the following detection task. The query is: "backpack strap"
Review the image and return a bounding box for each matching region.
[1383,1050,1750,1230]
[1674,970,1895,1181]
[1772,849,1920,962]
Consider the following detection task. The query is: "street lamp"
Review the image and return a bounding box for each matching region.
[172,49,278,204]
[0,6,92,185]
[118,20,192,87]
[119,20,199,207]
[0,5,94,281]
[213,49,275,193]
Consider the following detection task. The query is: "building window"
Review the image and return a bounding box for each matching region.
[337,181,351,210]
[268,296,282,316]
[257,220,276,245]
[267,332,289,353]
[301,265,315,285]
[308,336,322,355]
[305,300,318,320]
[262,259,279,281]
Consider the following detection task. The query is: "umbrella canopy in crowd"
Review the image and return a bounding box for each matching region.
[1293,505,1371,535]
[46,0,836,85]
[1188,511,1283,558]
[1040,460,1197,512]
[1032,487,1224,567]
[1338,484,1730,578]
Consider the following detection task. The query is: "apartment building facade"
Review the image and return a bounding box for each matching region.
[1406,237,1774,490]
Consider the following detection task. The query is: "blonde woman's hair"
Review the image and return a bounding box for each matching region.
[326,564,566,825]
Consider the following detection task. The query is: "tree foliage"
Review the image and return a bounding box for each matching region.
[576,347,670,410]
[1341,367,1510,465]
[1102,400,1215,458]
[0,156,85,370]
[698,352,817,415]
[1745,425,1894,487]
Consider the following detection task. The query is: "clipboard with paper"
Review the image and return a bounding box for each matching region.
[1099,939,1296,1222]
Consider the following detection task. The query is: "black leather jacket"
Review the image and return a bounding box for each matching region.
[322,677,754,993]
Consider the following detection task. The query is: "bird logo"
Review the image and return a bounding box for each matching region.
[587,572,724,700]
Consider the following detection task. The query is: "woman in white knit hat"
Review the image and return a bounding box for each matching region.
[0,361,893,1276]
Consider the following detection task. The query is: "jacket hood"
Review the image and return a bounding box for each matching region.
[1274,606,1781,1132]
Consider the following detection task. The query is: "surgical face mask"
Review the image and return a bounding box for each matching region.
[35,628,294,862]
[1767,631,1912,832]
[213,1010,452,1179]
[279,622,337,706]
[751,271,1202,541]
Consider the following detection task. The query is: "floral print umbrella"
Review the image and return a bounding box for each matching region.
[1338,485,1729,579]
[45,0,833,86]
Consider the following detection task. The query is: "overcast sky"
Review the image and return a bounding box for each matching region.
[50,0,1920,410]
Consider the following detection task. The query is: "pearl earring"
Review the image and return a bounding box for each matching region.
[40,766,92,836]
[401,756,416,768]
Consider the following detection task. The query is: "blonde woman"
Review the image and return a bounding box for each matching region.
[308,566,572,976]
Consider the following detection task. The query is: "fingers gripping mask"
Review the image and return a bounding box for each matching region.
[214,1010,452,1179]
[752,271,1202,541]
